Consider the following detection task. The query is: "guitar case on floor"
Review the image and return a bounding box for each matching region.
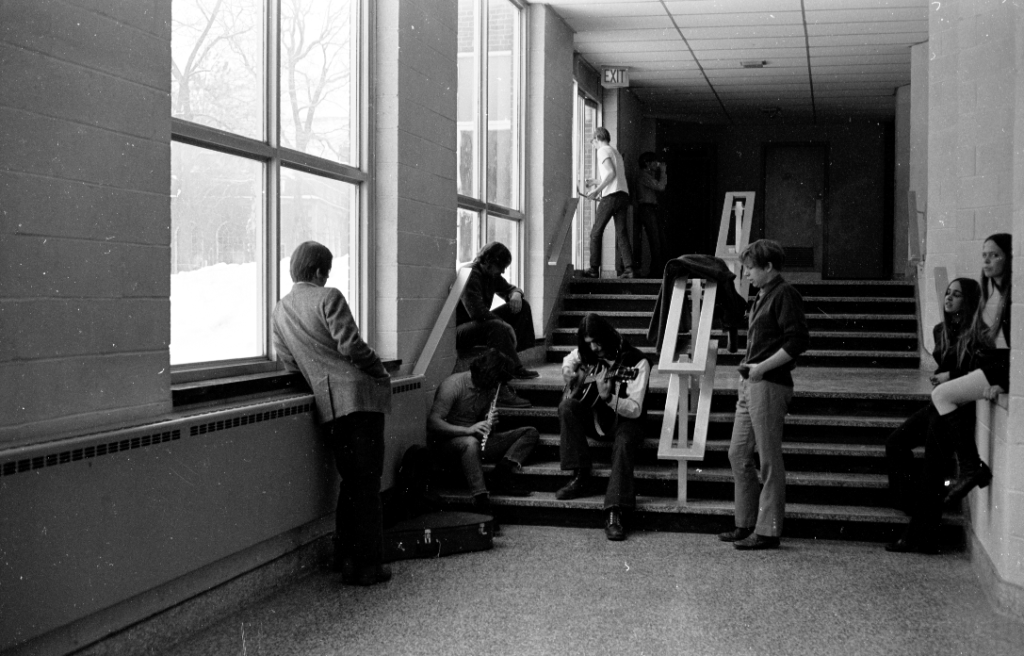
[383,510,494,562]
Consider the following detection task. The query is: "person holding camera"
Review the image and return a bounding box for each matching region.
[636,152,668,278]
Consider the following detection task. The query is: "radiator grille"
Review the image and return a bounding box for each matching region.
[1,381,422,479]
[1,430,181,478]
[189,403,312,437]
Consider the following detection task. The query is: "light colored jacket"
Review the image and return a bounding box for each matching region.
[272,282,392,424]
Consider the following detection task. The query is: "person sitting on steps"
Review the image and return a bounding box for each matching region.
[428,349,539,516]
[457,241,538,408]
[554,313,651,541]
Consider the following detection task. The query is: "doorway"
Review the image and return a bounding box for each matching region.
[763,145,828,274]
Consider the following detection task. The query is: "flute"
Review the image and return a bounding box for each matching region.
[480,384,501,453]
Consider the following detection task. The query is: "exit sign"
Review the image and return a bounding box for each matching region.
[602,67,629,88]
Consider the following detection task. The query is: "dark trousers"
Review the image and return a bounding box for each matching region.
[558,397,643,510]
[326,412,385,568]
[897,403,972,545]
[432,426,539,495]
[632,203,665,277]
[589,192,632,273]
[456,301,536,367]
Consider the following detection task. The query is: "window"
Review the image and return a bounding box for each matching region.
[456,0,524,283]
[170,0,364,371]
[572,89,599,269]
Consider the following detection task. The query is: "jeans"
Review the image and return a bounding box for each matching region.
[326,412,385,568]
[589,191,632,272]
[728,378,792,537]
[558,397,643,510]
[433,426,539,495]
[633,203,665,276]
[455,301,536,368]
[885,403,967,512]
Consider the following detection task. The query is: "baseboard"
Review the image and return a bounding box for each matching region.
[968,529,1024,623]
[6,517,333,656]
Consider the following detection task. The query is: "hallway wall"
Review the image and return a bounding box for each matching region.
[923,0,1024,610]
[656,121,889,277]
[0,0,172,446]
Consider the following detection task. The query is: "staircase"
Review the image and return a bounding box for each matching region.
[438,274,962,544]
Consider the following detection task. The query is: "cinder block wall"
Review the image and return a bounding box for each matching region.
[925,0,1024,601]
[527,5,574,333]
[375,0,459,393]
[0,0,173,446]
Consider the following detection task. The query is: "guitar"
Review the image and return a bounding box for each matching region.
[562,364,640,407]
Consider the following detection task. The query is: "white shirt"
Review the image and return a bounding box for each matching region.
[561,348,650,435]
[982,287,1008,348]
[596,144,628,197]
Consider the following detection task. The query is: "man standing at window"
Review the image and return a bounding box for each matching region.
[719,239,808,551]
[272,241,393,586]
[457,241,538,408]
[582,127,633,279]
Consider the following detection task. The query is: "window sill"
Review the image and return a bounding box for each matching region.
[172,360,402,409]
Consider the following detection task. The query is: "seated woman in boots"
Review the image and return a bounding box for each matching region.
[885,278,981,519]
[932,233,1011,502]
[889,234,1011,553]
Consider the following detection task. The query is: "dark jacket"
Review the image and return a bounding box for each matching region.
[456,261,524,325]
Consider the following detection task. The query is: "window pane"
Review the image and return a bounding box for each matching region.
[486,214,519,287]
[456,208,481,266]
[486,0,519,209]
[171,143,264,365]
[171,0,264,139]
[456,0,480,198]
[280,169,356,302]
[280,0,358,165]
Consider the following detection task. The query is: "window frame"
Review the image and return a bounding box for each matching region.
[170,0,370,384]
[456,0,527,284]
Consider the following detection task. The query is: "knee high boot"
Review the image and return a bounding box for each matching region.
[942,408,991,505]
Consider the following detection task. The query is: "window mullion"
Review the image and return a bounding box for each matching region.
[265,0,282,360]
[477,0,488,253]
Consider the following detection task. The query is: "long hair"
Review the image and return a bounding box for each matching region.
[469,348,515,390]
[576,313,622,366]
[473,242,512,269]
[935,278,982,370]
[977,232,1012,342]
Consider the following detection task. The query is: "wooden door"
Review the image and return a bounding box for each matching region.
[764,145,827,273]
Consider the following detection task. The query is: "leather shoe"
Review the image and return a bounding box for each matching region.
[718,526,754,543]
[497,385,531,408]
[885,538,938,555]
[342,564,392,586]
[581,267,599,278]
[945,462,992,506]
[554,472,590,500]
[618,268,635,279]
[605,509,626,541]
[512,367,540,379]
[733,534,780,550]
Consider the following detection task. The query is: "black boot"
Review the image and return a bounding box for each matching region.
[605,507,626,541]
[489,458,532,497]
[941,408,992,505]
[555,468,591,500]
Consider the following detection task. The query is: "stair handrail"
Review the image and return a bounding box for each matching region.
[412,266,473,378]
[656,192,754,502]
[547,197,580,266]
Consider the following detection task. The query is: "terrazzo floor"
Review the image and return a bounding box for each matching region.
[163,525,1023,656]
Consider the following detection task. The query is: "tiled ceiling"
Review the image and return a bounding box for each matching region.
[541,0,929,124]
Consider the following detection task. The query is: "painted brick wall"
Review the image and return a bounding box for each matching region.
[925,0,1024,594]
[0,0,172,446]
[527,5,575,335]
[375,0,459,388]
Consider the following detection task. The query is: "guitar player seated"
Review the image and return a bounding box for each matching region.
[555,312,651,541]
